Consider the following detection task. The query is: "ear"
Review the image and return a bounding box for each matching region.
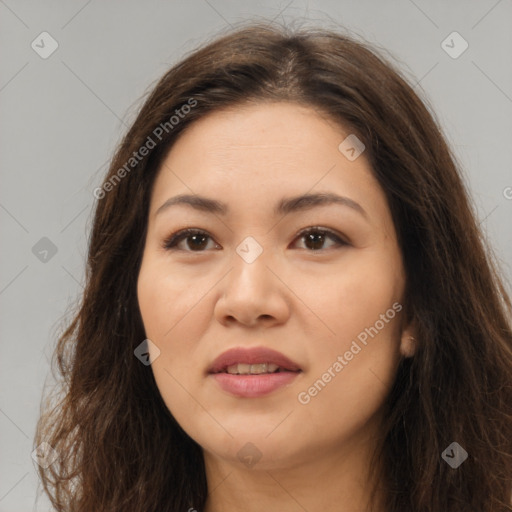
[399,324,417,358]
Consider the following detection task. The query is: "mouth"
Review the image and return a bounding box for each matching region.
[212,362,300,375]
[208,347,302,397]
[208,346,302,374]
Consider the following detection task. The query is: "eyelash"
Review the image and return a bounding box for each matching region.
[161,226,349,252]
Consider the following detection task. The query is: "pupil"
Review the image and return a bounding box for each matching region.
[306,232,324,250]
[188,234,207,250]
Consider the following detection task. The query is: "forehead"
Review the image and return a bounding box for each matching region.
[169,101,346,160]
[149,102,386,224]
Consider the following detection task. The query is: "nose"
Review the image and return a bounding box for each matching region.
[214,248,290,328]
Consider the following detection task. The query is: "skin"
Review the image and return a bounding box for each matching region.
[137,102,417,512]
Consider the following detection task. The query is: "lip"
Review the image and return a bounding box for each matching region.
[211,372,300,398]
[208,346,302,374]
[208,346,302,398]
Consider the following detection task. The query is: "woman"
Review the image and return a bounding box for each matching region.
[35,22,512,511]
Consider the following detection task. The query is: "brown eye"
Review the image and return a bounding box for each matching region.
[293,227,348,251]
[162,229,218,252]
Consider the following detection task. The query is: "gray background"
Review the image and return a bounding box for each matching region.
[1,1,511,510]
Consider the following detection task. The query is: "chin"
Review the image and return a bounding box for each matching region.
[199,427,314,471]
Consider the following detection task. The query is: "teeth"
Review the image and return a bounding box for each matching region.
[225,363,280,375]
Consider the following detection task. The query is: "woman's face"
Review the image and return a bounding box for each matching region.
[137,101,415,470]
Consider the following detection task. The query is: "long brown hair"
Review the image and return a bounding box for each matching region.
[35,21,512,511]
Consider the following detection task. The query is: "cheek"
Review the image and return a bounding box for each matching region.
[294,247,403,347]
[137,258,209,341]
[293,250,403,429]
[296,308,402,443]
[137,258,213,409]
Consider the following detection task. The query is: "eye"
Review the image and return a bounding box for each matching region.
[162,226,348,252]
[162,228,220,252]
[293,227,348,251]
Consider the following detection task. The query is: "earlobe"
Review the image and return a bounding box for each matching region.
[400,333,417,358]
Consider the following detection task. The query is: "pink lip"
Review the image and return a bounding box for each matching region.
[207,346,302,398]
[211,372,300,397]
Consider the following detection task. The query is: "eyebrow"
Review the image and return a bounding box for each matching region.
[155,192,368,220]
